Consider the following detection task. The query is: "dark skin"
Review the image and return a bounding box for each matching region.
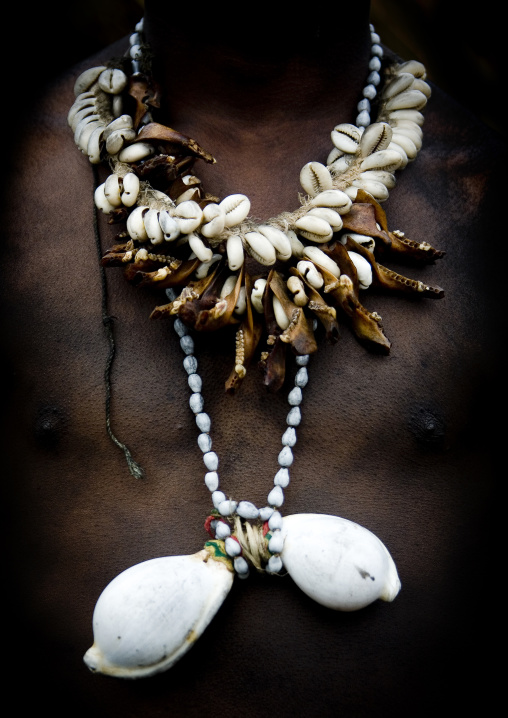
[1,2,504,715]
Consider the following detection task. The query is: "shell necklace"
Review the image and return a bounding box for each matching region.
[69,19,444,679]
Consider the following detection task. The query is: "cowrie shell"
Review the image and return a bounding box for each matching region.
[299,162,333,197]
[273,296,290,330]
[104,174,122,207]
[331,123,361,154]
[310,189,352,214]
[159,211,180,241]
[226,234,244,270]
[359,170,396,190]
[87,125,104,164]
[347,251,373,289]
[386,142,409,169]
[121,173,140,207]
[144,209,165,244]
[68,94,96,129]
[295,215,333,243]
[352,178,389,201]
[219,194,251,227]
[188,233,213,263]
[103,115,134,141]
[412,78,431,98]
[303,246,340,278]
[118,142,155,163]
[308,207,343,232]
[73,66,106,96]
[360,122,393,156]
[126,206,149,241]
[391,131,418,160]
[360,149,403,173]
[257,225,292,260]
[388,109,425,126]
[94,183,115,214]
[220,275,238,299]
[245,231,276,265]
[341,232,375,252]
[201,203,226,238]
[174,201,203,235]
[251,278,267,313]
[286,229,304,258]
[397,60,426,78]
[73,111,100,141]
[98,68,128,94]
[385,89,427,112]
[297,260,324,289]
[392,127,422,152]
[382,72,415,99]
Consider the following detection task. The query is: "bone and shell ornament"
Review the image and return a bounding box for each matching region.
[69,22,444,393]
[84,515,400,678]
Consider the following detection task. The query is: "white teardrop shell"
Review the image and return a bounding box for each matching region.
[281,514,401,611]
[84,549,234,678]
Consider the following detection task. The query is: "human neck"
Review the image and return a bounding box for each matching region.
[142,3,373,217]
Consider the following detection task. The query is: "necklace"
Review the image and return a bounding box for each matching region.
[69,19,444,679]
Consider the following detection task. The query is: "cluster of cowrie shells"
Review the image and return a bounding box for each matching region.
[68,21,431,338]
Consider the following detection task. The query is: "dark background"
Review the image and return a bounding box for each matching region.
[6,0,502,134]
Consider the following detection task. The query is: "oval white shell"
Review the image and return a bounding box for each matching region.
[83,551,234,678]
[300,162,333,197]
[219,194,251,227]
[281,514,401,611]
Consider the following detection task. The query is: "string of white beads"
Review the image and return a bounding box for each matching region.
[168,287,310,578]
[356,25,384,128]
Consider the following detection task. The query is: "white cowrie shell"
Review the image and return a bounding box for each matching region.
[385,89,427,112]
[386,142,409,169]
[286,230,304,258]
[226,234,244,271]
[77,120,104,153]
[308,207,343,232]
[188,233,213,263]
[201,204,226,238]
[220,275,238,298]
[360,122,393,156]
[104,175,122,207]
[360,149,403,173]
[303,246,340,278]
[390,119,423,138]
[382,72,415,99]
[195,254,222,279]
[106,128,137,155]
[412,78,431,98]
[273,296,290,330]
[126,206,149,241]
[73,109,100,138]
[391,131,418,160]
[310,189,352,214]
[344,186,359,201]
[219,194,251,227]
[118,142,155,163]
[359,170,396,190]
[87,125,104,164]
[244,231,277,265]
[73,66,106,96]
[295,215,333,243]
[328,154,353,174]
[112,95,123,118]
[257,225,292,260]
[94,183,115,214]
[68,94,96,129]
[144,209,165,244]
[297,260,324,289]
[299,162,333,197]
[120,172,140,207]
[341,232,375,252]
[174,201,203,235]
[98,68,128,94]
[327,146,344,165]
[393,126,422,151]
[159,211,180,241]
[397,60,426,78]
[103,115,134,143]
[388,109,425,126]
[347,251,373,289]
[287,276,308,306]
[331,123,361,154]
[251,278,267,313]
[234,286,247,315]
[352,178,389,201]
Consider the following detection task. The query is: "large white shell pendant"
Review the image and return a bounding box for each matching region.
[83,543,234,678]
[281,514,401,611]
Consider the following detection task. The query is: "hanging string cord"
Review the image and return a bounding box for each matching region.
[92,165,144,479]
[233,517,272,572]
